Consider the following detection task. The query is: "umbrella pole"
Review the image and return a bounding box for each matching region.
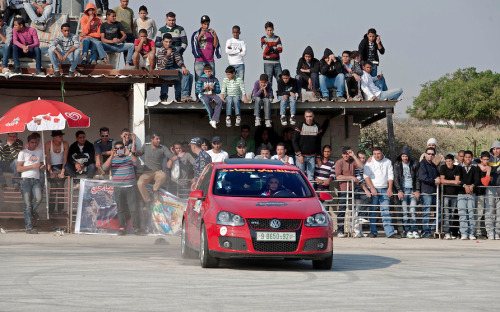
[42,131,50,220]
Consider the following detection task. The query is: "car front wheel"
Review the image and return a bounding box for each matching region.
[312,252,333,270]
[181,221,198,259]
[200,223,219,268]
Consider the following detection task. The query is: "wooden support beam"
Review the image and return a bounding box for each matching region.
[360,111,386,128]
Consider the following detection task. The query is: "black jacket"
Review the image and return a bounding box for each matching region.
[459,165,480,195]
[292,118,329,156]
[358,35,385,63]
[296,46,320,80]
[393,147,421,193]
[277,77,298,96]
[319,48,343,78]
[68,140,95,166]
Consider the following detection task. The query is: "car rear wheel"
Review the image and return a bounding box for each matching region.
[200,223,219,268]
[312,253,333,270]
[181,221,198,259]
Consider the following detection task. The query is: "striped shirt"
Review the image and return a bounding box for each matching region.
[0,139,23,162]
[109,156,136,187]
[315,159,335,191]
[195,74,221,95]
[155,24,188,55]
[355,165,367,188]
[156,47,184,69]
[261,35,282,63]
[221,77,245,97]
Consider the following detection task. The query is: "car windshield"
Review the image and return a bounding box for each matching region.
[213,168,314,198]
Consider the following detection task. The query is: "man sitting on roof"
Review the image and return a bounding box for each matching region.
[360,61,402,101]
[12,17,42,75]
[2,0,29,27]
[99,9,134,69]
[23,0,52,31]
[80,2,109,65]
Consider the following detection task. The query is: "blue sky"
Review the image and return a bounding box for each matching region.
[102,0,500,118]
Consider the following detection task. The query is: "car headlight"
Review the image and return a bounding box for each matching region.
[305,213,329,227]
[217,211,245,226]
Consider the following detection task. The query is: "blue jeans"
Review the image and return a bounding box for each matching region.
[400,187,418,232]
[278,95,296,116]
[21,178,42,230]
[24,3,52,23]
[253,96,271,120]
[0,44,11,68]
[295,155,316,181]
[114,185,141,230]
[420,193,437,234]
[160,68,193,99]
[319,74,345,97]
[225,96,241,116]
[336,190,349,233]
[457,194,476,237]
[13,45,41,71]
[232,64,245,81]
[81,37,106,61]
[370,188,395,237]
[194,61,216,83]
[442,196,457,234]
[0,160,20,186]
[101,42,134,64]
[64,162,97,179]
[263,62,282,91]
[374,76,388,91]
[370,64,378,77]
[296,73,319,92]
[49,48,80,72]
[379,88,403,100]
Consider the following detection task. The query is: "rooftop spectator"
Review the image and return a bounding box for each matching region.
[296,46,320,102]
[191,15,221,84]
[319,48,345,102]
[229,140,254,159]
[113,0,134,43]
[261,21,282,98]
[134,5,156,40]
[49,23,80,77]
[221,65,247,128]
[166,141,194,195]
[65,130,96,186]
[277,69,297,126]
[207,136,229,163]
[419,138,445,168]
[231,125,255,155]
[190,137,212,189]
[94,126,114,178]
[418,146,441,239]
[80,2,109,65]
[457,150,480,240]
[95,0,109,16]
[359,28,385,77]
[314,145,334,191]
[3,0,29,27]
[12,17,42,75]
[0,15,12,71]
[225,25,246,80]
[99,9,134,69]
[341,50,363,101]
[154,12,187,56]
[440,154,461,240]
[133,28,155,71]
[254,144,271,159]
[360,61,402,101]
[0,132,23,189]
[23,0,52,31]
[271,142,294,165]
[195,63,223,129]
[252,73,273,128]
[45,130,68,213]
[156,33,193,103]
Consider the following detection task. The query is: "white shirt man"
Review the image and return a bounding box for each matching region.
[363,153,394,189]
[271,144,294,165]
[207,136,229,163]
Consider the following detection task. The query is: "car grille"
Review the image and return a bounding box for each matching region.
[303,238,328,251]
[247,218,302,231]
[252,241,299,253]
[218,237,248,251]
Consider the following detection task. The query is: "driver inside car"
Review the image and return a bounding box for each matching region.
[261,176,294,197]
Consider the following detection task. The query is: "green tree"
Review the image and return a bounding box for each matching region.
[407,68,500,129]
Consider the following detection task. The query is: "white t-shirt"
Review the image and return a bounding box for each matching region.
[17,148,44,179]
[271,155,295,165]
[207,149,229,163]
[225,38,246,65]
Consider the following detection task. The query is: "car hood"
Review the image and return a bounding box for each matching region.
[211,195,323,219]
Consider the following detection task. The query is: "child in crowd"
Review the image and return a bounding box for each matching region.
[458,150,480,240]
[133,29,155,70]
[252,74,273,128]
[225,25,246,80]
[113,0,135,43]
[49,23,80,77]
[358,28,385,77]
[134,5,157,40]
[191,15,221,83]
[440,154,461,240]
[195,64,223,129]
[260,21,282,98]
[221,66,247,128]
[276,69,297,126]
[79,2,109,65]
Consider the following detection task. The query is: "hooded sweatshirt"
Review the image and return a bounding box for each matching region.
[489,140,500,187]
[80,3,102,40]
[358,34,385,63]
[296,46,320,81]
[319,48,343,78]
[393,146,421,193]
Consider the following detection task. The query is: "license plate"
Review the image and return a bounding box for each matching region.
[256,232,296,242]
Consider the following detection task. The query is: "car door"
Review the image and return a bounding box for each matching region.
[189,166,213,246]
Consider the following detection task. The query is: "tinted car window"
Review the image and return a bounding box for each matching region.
[213,168,314,198]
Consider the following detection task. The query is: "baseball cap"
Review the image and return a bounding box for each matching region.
[342,146,351,154]
[236,140,246,148]
[190,137,202,145]
[200,15,210,23]
[212,136,222,143]
[51,130,65,137]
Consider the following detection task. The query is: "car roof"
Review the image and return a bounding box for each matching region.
[211,158,295,169]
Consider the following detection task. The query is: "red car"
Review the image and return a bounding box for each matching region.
[181,159,334,269]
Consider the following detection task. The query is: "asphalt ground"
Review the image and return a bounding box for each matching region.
[1,232,499,311]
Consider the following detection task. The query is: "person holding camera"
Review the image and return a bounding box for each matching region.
[358,28,385,77]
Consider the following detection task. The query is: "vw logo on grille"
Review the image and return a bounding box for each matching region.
[270,219,281,229]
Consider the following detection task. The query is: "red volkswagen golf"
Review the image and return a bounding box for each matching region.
[181,159,334,269]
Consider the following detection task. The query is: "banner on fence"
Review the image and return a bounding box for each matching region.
[75,179,186,235]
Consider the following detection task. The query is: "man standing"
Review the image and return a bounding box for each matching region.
[94,127,114,178]
[293,109,329,181]
[17,134,44,234]
[190,137,212,189]
[166,141,194,196]
[207,136,229,163]
[271,143,294,165]
[363,147,401,238]
[418,146,441,238]
[135,132,172,206]
[155,12,188,56]
[457,151,480,240]
[0,132,23,189]
[231,125,255,155]
[102,141,142,236]
[488,141,500,239]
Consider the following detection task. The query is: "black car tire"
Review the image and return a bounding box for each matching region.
[312,252,333,270]
[200,223,220,268]
[181,221,198,259]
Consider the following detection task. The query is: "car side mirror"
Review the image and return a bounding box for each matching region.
[318,192,333,202]
[189,190,204,199]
